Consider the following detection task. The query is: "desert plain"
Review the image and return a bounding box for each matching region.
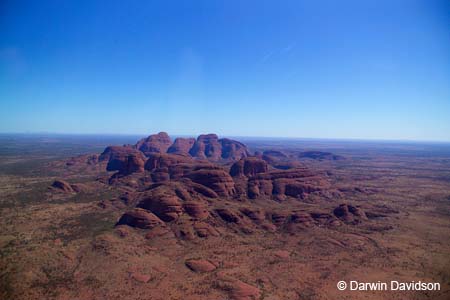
[0,133,449,300]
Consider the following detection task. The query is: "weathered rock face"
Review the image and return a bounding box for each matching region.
[116,208,165,229]
[240,207,266,223]
[220,138,249,161]
[123,153,146,174]
[230,157,268,177]
[247,179,273,199]
[290,211,315,227]
[269,211,290,227]
[216,208,241,223]
[100,133,249,180]
[135,132,172,156]
[184,181,219,198]
[245,167,326,200]
[185,259,217,273]
[99,146,145,175]
[189,134,222,160]
[282,182,318,198]
[333,204,367,223]
[217,278,261,300]
[51,180,74,193]
[310,211,341,226]
[144,153,194,172]
[183,201,209,220]
[167,137,195,156]
[100,145,133,163]
[137,186,183,222]
[193,222,220,237]
[188,134,249,161]
[186,168,236,197]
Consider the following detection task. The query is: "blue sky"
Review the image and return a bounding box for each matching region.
[1,0,449,140]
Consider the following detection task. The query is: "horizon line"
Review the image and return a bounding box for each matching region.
[1,131,450,144]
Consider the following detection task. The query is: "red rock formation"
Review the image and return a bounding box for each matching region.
[184,181,219,198]
[70,183,89,193]
[230,157,268,177]
[290,211,314,227]
[51,180,74,193]
[135,132,172,156]
[220,138,249,161]
[193,222,220,237]
[167,137,195,155]
[183,201,209,220]
[186,168,236,197]
[261,154,277,165]
[189,134,222,160]
[215,208,241,223]
[284,182,318,198]
[333,204,367,223]
[217,278,261,300]
[273,250,290,259]
[144,226,172,239]
[99,146,145,175]
[137,186,183,222]
[188,134,249,161]
[130,272,152,283]
[185,259,217,273]
[310,211,341,226]
[246,167,325,200]
[269,211,290,226]
[144,153,193,171]
[99,145,133,162]
[150,169,170,182]
[123,153,146,174]
[247,179,273,199]
[239,207,265,223]
[116,208,165,229]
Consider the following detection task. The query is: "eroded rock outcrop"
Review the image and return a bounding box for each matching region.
[100,146,146,175]
[186,168,236,197]
[135,132,172,156]
[183,201,209,220]
[333,204,367,223]
[245,167,326,200]
[144,153,194,172]
[217,277,261,300]
[189,134,249,161]
[220,138,249,161]
[116,208,165,229]
[99,131,361,243]
[137,186,184,222]
[230,157,268,177]
[167,137,195,156]
[185,259,217,273]
[189,134,222,160]
[51,179,74,193]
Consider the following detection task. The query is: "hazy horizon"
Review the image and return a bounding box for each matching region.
[1,131,450,144]
[1,1,449,141]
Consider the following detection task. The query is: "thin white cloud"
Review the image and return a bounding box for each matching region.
[260,42,296,64]
[280,43,296,54]
[260,50,275,63]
